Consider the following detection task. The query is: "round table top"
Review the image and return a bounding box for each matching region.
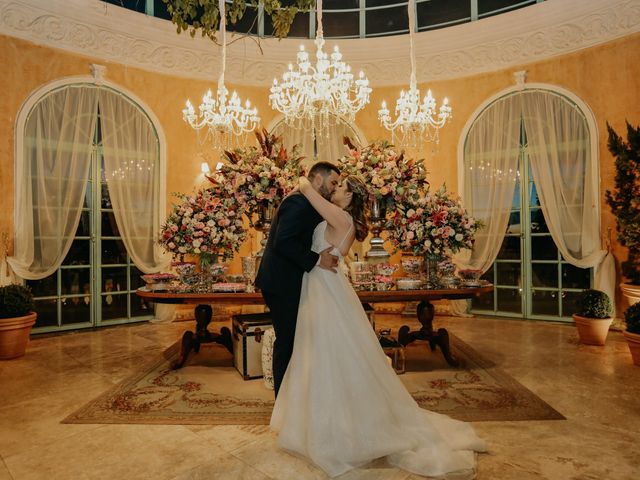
[136,284,493,305]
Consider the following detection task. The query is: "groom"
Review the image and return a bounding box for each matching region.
[256,161,341,397]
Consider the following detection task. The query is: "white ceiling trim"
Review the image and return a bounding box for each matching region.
[1,0,639,87]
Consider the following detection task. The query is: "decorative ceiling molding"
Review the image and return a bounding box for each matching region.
[1,0,639,87]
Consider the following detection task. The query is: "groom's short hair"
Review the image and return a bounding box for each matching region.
[308,161,340,179]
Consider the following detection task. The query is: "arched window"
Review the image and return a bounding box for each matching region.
[9,80,167,332]
[269,115,367,168]
[459,86,606,321]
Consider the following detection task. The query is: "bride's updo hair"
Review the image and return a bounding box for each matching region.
[344,175,369,242]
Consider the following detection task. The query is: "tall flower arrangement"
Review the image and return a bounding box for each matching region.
[159,185,248,262]
[337,137,428,209]
[386,184,482,257]
[208,129,304,221]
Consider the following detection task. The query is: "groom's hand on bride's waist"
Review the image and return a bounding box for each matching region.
[317,246,339,273]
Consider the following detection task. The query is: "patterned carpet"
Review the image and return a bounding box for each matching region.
[63,334,564,425]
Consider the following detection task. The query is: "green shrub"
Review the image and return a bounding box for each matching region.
[605,122,640,285]
[576,289,612,319]
[0,284,35,319]
[625,303,640,334]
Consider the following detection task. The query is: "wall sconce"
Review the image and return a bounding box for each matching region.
[200,162,210,174]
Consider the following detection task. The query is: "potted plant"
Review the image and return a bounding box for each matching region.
[0,284,37,359]
[572,289,613,346]
[623,303,640,366]
[605,122,640,305]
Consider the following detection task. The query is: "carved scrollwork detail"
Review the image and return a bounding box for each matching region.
[1,0,639,86]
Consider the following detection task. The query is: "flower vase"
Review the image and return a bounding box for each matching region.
[423,254,441,289]
[366,197,390,259]
[255,202,276,257]
[196,252,219,292]
[198,252,218,271]
[241,256,258,292]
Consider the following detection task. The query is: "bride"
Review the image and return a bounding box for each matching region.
[271,174,487,478]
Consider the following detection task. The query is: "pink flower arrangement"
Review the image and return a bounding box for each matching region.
[338,138,428,209]
[208,129,303,219]
[159,186,248,262]
[386,184,483,257]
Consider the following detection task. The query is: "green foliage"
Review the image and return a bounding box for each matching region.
[0,284,35,319]
[605,121,640,285]
[576,289,612,319]
[624,302,640,334]
[162,0,315,40]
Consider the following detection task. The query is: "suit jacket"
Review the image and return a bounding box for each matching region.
[255,193,323,299]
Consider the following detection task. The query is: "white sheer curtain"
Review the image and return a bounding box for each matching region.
[98,89,169,274]
[451,95,522,315]
[522,91,613,313]
[7,86,98,280]
[99,90,172,322]
[271,117,364,167]
[459,95,522,271]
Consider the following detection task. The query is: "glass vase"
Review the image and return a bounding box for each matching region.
[366,197,390,259]
[255,202,276,257]
[423,253,442,289]
[195,252,220,292]
[241,256,258,292]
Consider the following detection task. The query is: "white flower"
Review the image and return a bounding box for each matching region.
[455,233,463,241]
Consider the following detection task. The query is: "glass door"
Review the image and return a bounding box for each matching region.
[471,124,592,321]
[27,113,154,332]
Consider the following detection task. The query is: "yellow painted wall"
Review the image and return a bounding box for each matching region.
[1,32,639,312]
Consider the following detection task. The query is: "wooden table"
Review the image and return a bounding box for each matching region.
[137,285,493,369]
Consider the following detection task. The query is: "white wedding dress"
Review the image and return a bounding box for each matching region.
[271,220,487,478]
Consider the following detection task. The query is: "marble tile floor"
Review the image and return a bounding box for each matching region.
[0,314,639,480]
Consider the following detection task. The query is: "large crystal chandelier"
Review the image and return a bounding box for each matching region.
[269,0,371,137]
[378,0,451,147]
[182,0,260,151]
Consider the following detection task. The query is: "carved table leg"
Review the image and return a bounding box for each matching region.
[217,326,233,353]
[398,300,459,367]
[172,330,195,369]
[172,304,234,369]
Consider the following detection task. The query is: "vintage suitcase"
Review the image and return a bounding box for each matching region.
[232,312,273,380]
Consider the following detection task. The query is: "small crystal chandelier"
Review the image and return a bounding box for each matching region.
[269,0,371,138]
[182,0,260,151]
[378,0,451,147]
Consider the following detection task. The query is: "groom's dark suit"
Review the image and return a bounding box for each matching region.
[255,192,323,396]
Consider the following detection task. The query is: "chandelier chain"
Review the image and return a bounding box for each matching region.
[269,0,371,138]
[181,0,260,153]
[378,0,452,147]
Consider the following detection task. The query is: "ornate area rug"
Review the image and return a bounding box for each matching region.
[63,335,564,425]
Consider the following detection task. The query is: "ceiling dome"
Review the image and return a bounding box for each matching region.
[3,0,637,87]
[106,0,542,39]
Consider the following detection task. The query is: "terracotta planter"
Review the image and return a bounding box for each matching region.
[620,283,640,306]
[572,314,613,346]
[0,312,37,359]
[623,330,640,366]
